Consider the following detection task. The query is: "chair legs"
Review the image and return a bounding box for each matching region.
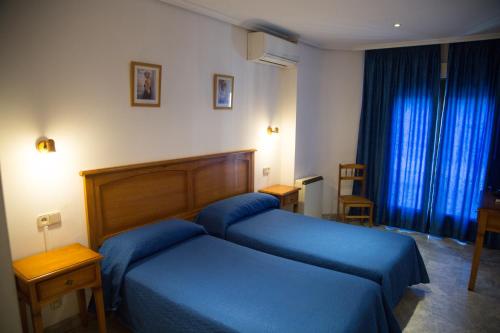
[337,198,340,220]
[340,204,373,227]
[368,203,373,227]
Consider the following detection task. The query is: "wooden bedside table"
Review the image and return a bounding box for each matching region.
[12,243,106,333]
[259,185,300,212]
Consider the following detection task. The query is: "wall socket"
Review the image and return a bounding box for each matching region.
[37,212,61,229]
[263,167,271,176]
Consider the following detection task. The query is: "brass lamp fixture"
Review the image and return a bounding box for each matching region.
[267,126,279,135]
[36,138,56,153]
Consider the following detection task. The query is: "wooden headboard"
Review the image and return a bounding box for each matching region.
[80,150,255,250]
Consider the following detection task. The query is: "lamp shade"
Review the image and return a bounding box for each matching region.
[36,138,56,153]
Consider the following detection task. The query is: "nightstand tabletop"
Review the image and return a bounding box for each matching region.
[259,184,299,196]
[13,243,102,282]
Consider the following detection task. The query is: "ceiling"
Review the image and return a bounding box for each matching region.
[161,0,500,50]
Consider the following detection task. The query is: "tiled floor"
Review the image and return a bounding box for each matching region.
[52,225,500,333]
[389,227,500,332]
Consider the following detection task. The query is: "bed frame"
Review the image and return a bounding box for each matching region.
[80,150,255,250]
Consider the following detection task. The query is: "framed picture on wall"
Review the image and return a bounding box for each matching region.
[130,61,162,107]
[213,74,234,110]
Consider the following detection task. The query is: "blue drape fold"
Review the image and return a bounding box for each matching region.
[429,40,500,247]
[355,45,441,231]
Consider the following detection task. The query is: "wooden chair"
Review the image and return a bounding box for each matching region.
[337,164,373,227]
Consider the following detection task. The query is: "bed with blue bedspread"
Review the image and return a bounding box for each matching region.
[195,193,430,308]
[100,219,400,333]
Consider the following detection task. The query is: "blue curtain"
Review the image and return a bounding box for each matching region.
[356,39,500,248]
[356,45,441,231]
[429,39,500,247]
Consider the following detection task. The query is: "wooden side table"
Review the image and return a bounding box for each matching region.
[12,243,107,333]
[468,192,500,291]
[259,185,300,212]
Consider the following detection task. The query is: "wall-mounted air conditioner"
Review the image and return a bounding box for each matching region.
[247,32,299,68]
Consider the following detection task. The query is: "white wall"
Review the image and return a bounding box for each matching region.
[295,45,365,214]
[295,44,323,179]
[278,68,298,185]
[0,0,291,326]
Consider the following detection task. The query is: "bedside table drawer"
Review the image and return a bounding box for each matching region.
[284,192,299,206]
[36,264,96,302]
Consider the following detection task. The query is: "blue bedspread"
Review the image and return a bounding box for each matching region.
[101,220,401,332]
[226,210,429,308]
[196,194,429,308]
[99,219,206,310]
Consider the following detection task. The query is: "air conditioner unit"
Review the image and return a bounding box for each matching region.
[247,32,299,68]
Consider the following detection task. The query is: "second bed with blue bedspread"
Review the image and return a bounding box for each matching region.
[196,193,430,308]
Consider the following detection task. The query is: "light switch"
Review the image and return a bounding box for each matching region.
[263,167,271,176]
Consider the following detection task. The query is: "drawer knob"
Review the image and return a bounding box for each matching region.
[65,279,74,286]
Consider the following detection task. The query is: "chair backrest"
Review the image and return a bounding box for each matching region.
[338,163,367,198]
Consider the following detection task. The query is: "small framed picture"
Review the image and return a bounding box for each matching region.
[213,74,234,110]
[130,61,162,107]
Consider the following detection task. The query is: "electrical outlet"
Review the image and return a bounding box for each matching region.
[263,167,271,176]
[49,298,62,310]
[37,212,61,229]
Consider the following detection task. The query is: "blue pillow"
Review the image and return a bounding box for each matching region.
[99,219,206,311]
[195,192,279,238]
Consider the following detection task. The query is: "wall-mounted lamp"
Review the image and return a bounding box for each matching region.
[267,126,279,135]
[36,138,56,153]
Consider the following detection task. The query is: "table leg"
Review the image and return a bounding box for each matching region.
[93,286,107,333]
[468,210,486,291]
[293,203,298,213]
[30,302,43,333]
[18,297,28,333]
[77,289,88,327]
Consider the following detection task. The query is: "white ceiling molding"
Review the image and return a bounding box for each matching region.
[355,32,500,51]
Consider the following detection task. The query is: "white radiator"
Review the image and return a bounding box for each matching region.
[294,176,323,217]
